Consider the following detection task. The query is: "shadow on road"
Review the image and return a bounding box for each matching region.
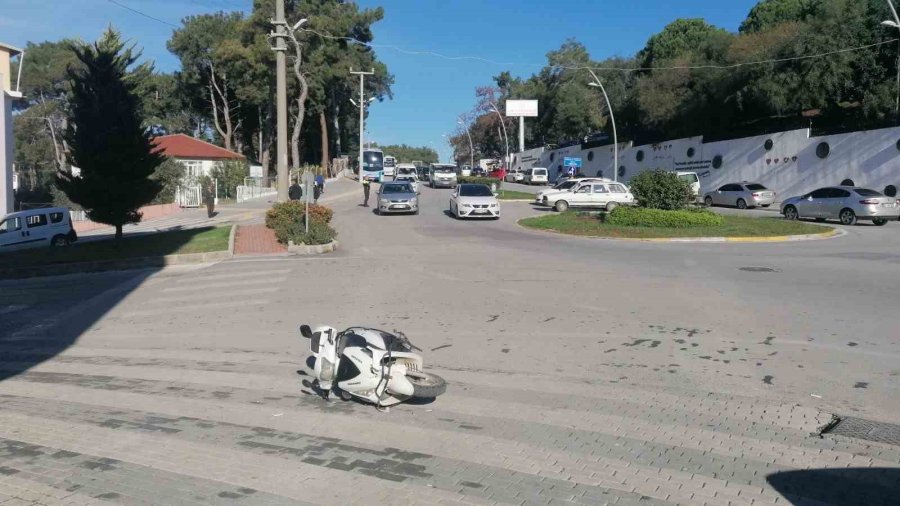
[765,467,900,505]
[0,227,214,383]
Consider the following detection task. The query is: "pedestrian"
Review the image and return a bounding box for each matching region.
[362,178,371,207]
[313,183,322,204]
[289,181,302,201]
[315,173,325,195]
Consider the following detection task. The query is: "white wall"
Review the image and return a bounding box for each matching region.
[1,89,13,214]
[175,158,219,179]
[518,126,900,199]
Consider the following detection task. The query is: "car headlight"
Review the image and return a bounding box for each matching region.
[490,203,498,208]
[380,199,389,204]
[462,203,472,208]
[410,198,418,205]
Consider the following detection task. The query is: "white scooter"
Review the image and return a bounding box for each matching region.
[300,325,447,407]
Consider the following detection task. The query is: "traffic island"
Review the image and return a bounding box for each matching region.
[518,210,839,243]
[0,225,235,279]
[287,239,339,255]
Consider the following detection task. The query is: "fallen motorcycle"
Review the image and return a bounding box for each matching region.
[300,325,447,407]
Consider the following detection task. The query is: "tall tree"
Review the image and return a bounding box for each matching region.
[56,29,164,239]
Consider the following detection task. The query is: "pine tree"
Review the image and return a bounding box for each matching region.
[56,28,163,240]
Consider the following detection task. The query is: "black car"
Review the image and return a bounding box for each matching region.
[471,167,486,177]
[416,166,430,182]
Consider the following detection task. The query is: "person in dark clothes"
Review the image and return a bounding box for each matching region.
[289,181,302,201]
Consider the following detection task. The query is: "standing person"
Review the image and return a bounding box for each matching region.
[313,181,322,204]
[289,181,302,201]
[362,179,371,207]
[315,173,325,195]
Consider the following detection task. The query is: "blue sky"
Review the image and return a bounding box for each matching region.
[0,0,758,161]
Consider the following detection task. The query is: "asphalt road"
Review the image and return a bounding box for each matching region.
[1,181,898,505]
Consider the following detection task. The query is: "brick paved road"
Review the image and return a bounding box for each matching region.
[1,184,898,505]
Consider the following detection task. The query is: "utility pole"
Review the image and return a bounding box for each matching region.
[587,70,619,182]
[350,68,374,184]
[271,0,289,201]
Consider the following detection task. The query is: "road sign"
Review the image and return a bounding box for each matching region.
[563,157,582,169]
[506,100,538,117]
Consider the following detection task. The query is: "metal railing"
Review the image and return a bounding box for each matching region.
[236,185,277,203]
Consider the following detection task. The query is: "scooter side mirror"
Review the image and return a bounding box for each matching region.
[300,325,313,339]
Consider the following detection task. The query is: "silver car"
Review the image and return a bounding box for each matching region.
[704,182,776,209]
[781,186,899,226]
[376,182,419,215]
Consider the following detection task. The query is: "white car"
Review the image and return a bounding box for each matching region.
[534,178,607,204]
[505,169,524,183]
[449,184,500,219]
[0,207,78,251]
[394,173,419,193]
[541,181,634,212]
[523,167,549,185]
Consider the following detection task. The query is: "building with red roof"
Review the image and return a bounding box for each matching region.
[152,134,245,180]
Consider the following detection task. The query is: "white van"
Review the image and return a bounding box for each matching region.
[523,167,549,185]
[0,207,78,252]
[383,155,397,179]
[676,171,701,201]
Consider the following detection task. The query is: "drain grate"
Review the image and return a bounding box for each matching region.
[739,266,779,272]
[823,416,900,446]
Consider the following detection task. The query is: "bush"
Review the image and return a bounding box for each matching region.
[211,159,249,199]
[628,170,693,210]
[605,207,724,228]
[265,201,335,244]
[458,176,502,189]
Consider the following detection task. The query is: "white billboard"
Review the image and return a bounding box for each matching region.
[506,100,538,117]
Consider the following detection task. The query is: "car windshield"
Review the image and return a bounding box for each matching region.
[745,183,767,191]
[459,185,493,197]
[434,168,455,174]
[534,169,547,175]
[678,173,699,183]
[382,184,411,194]
[853,188,883,197]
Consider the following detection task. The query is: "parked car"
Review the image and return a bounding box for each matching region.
[541,181,635,212]
[488,167,507,180]
[505,169,524,183]
[0,207,78,251]
[704,182,776,209]
[781,186,899,225]
[534,178,607,205]
[523,167,549,185]
[471,167,486,177]
[430,164,458,188]
[376,181,419,215]
[676,171,701,202]
[449,184,500,219]
[460,165,473,177]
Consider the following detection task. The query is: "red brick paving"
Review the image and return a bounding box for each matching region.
[233,224,287,255]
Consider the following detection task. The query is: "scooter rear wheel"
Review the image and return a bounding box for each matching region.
[406,371,447,399]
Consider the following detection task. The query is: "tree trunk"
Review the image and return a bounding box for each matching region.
[208,64,234,151]
[115,224,123,240]
[288,32,309,172]
[319,110,330,176]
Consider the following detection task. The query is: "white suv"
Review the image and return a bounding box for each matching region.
[541,181,634,212]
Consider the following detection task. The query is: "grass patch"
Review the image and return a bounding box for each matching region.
[1,226,231,267]
[520,212,832,238]
[497,190,536,200]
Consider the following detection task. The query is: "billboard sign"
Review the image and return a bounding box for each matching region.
[563,157,582,169]
[506,100,538,117]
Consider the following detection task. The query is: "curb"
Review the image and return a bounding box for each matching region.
[0,250,233,280]
[227,223,237,256]
[515,218,844,244]
[287,240,339,255]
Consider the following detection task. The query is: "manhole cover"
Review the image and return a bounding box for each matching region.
[739,266,779,272]
[823,416,900,446]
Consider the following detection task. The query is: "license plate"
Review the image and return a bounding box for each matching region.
[883,203,895,208]
[473,209,488,214]
[390,205,407,209]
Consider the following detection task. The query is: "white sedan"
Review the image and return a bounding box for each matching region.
[449,184,500,219]
[541,181,635,212]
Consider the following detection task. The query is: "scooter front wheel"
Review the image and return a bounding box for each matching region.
[406,371,447,399]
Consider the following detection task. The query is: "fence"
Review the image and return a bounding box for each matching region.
[175,186,202,208]
[236,185,277,203]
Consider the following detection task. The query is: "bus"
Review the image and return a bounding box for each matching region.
[360,148,384,182]
[383,155,397,179]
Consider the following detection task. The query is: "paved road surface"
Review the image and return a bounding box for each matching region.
[1,183,898,505]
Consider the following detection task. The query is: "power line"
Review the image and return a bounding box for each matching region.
[297,26,899,74]
[107,0,178,28]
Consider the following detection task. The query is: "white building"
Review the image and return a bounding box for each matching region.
[152,133,245,180]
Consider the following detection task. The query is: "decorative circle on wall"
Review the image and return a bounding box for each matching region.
[636,150,644,162]
[618,166,626,178]
[687,147,696,158]
[764,139,774,151]
[550,152,555,162]
[587,151,594,161]
[816,142,830,159]
[712,155,723,169]
[885,185,897,197]
[840,179,855,187]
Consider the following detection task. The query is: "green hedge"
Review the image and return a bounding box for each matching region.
[265,201,337,245]
[458,176,502,189]
[604,207,724,228]
[628,170,693,210]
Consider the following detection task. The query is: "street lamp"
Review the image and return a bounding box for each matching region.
[587,69,619,182]
[458,117,474,172]
[488,102,510,170]
[883,0,900,116]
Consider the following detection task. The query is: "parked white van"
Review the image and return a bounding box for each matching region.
[0,207,78,252]
[523,167,549,185]
[676,171,701,201]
